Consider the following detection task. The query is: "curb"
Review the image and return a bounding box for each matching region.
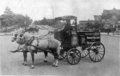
[0,34,13,36]
[101,33,120,38]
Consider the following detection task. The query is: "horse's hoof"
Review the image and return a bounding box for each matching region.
[31,67,34,69]
[52,65,55,67]
[52,63,55,67]
[52,65,58,67]
[43,59,47,62]
[52,63,55,66]
[54,65,58,67]
[24,64,27,66]
[52,63,58,67]
[54,64,58,67]
[59,57,64,60]
[22,63,27,66]
[44,60,47,62]
[31,65,35,69]
[31,66,34,69]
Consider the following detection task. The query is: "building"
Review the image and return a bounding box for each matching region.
[94,15,101,21]
[78,20,95,32]
[94,8,120,31]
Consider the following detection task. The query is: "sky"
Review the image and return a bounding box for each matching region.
[0,0,120,21]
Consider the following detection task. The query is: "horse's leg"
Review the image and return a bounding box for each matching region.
[54,47,61,67]
[22,52,25,65]
[52,51,56,66]
[30,52,35,69]
[22,51,27,66]
[52,56,58,67]
[52,57,56,66]
[52,50,59,67]
[24,52,27,66]
[54,54,59,67]
[43,51,48,62]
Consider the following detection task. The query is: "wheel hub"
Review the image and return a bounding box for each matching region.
[93,48,99,54]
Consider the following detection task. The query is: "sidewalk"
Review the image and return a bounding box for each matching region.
[101,33,120,38]
[0,33,13,36]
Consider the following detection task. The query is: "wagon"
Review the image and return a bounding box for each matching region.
[54,15,105,65]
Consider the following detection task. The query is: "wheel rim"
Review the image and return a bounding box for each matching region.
[80,49,89,58]
[89,43,105,62]
[76,47,88,58]
[67,48,81,65]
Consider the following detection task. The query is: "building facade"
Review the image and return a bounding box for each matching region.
[78,20,95,32]
[94,8,120,31]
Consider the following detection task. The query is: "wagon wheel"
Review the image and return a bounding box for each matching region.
[77,47,89,58]
[67,48,81,65]
[89,42,105,62]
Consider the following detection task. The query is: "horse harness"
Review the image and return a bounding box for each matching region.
[24,36,51,54]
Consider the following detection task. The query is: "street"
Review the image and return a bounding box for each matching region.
[0,35,120,76]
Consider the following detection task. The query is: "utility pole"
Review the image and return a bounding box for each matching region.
[51,3,56,27]
[51,3,54,19]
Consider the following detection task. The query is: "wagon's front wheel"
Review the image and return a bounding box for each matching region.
[89,42,105,62]
[67,48,81,65]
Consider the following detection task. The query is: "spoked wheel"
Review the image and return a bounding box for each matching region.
[77,46,88,58]
[89,42,105,62]
[67,48,81,65]
[80,49,89,58]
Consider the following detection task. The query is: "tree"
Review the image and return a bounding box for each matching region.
[33,17,55,26]
[41,17,48,25]
[4,6,13,15]
[33,20,39,25]
[0,6,33,33]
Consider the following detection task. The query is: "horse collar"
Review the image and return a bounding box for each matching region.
[25,36,35,45]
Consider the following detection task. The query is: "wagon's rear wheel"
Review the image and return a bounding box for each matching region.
[77,47,88,58]
[80,49,89,58]
[67,48,81,65]
[89,42,105,62]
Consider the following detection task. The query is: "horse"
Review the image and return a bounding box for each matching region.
[12,27,50,60]
[12,27,55,60]
[11,27,61,68]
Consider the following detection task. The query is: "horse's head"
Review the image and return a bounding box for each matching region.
[12,33,18,42]
[15,33,24,44]
[11,28,26,44]
[11,29,19,42]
